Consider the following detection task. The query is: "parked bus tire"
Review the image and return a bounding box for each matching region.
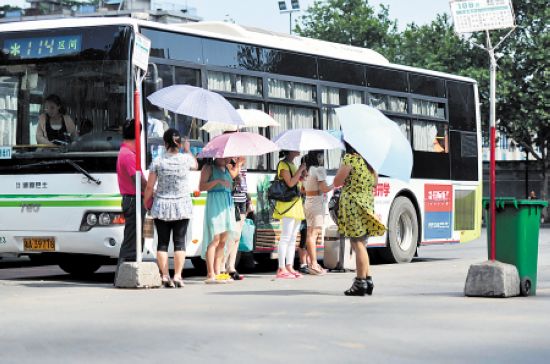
[379,196,418,263]
[191,257,207,275]
[58,256,102,277]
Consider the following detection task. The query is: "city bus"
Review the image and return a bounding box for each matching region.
[0,17,482,275]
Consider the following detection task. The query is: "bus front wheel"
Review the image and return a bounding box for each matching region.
[58,256,102,277]
[379,197,418,263]
[191,257,207,275]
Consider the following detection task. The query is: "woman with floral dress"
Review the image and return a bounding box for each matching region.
[333,142,386,296]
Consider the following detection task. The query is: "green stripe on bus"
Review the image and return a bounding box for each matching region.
[0,194,120,199]
[0,200,121,207]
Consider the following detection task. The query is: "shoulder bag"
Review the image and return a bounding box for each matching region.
[267,161,300,202]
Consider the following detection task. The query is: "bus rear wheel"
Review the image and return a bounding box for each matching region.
[58,256,102,277]
[379,196,418,263]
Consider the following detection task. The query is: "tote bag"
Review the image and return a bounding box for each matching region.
[238,219,255,252]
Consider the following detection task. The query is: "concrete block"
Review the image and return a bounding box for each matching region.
[464,260,520,298]
[115,262,162,289]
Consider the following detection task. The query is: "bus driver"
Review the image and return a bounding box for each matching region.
[36,94,78,145]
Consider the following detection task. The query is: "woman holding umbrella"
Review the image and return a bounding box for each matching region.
[333,142,386,296]
[273,151,307,279]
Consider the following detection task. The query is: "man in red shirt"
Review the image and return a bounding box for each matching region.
[116,119,147,279]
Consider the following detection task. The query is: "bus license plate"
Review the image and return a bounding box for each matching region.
[23,237,55,252]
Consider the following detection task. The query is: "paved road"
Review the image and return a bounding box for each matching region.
[1,229,549,364]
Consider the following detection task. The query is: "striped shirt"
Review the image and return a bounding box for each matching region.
[232,167,248,203]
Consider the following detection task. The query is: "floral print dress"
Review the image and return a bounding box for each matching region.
[337,153,386,238]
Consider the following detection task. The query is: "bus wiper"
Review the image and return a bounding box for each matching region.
[8,159,102,185]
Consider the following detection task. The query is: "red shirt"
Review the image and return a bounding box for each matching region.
[117,143,138,195]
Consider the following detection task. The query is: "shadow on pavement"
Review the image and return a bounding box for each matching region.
[411,257,458,263]
[208,289,337,297]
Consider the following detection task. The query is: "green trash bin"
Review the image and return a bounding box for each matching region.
[483,197,548,296]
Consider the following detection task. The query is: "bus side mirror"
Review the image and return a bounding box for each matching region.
[144,63,163,95]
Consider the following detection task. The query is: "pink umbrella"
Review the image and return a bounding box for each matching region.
[198,132,279,158]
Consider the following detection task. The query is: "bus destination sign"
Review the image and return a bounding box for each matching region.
[449,0,515,33]
[3,35,82,59]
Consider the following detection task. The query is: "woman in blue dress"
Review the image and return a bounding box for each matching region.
[199,158,237,283]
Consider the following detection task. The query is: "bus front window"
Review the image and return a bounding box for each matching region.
[0,59,129,156]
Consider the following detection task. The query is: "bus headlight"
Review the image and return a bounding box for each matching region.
[86,213,98,226]
[98,213,111,226]
[80,212,125,231]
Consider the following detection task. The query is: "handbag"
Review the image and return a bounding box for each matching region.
[238,218,255,252]
[143,212,155,239]
[268,161,300,202]
[328,188,341,224]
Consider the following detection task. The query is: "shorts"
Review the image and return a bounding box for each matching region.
[154,218,189,252]
[304,196,324,228]
[234,201,246,221]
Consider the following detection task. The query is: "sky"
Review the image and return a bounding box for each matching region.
[1,0,450,32]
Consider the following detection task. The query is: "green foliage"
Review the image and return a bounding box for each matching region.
[296,0,548,158]
[495,0,549,163]
[295,0,399,60]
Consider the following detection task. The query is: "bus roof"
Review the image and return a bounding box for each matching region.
[0,17,477,84]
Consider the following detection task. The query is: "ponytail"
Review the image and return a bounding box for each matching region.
[163,128,181,151]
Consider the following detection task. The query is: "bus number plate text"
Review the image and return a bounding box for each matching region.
[23,237,55,252]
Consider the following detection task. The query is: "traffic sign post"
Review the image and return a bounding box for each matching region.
[450,0,515,261]
[451,1,522,297]
[115,32,160,288]
[131,33,151,264]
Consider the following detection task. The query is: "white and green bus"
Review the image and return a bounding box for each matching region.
[0,18,482,275]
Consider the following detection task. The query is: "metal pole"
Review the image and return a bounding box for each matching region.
[525,150,529,198]
[134,75,143,263]
[289,11,292,34]
[487,30,497,261]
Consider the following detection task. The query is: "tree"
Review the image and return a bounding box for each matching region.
[295,0,399,61]
[492,0,550,205]
[297,0,549,205]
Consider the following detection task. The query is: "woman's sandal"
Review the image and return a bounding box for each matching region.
[215,274,230,283]
[276,271,295,279]
[162,276,175,288]
[344,278,367,296]
[309,266,326,276]
[365,276,374,296]
[173,278,185,288]
[229,271,244,281]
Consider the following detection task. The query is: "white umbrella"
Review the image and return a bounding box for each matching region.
[272,128,344,152]
[147,85,244,126]
[335,104,413,182]
[201,109,279,133]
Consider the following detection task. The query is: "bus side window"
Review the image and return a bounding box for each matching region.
[412,120,448,153]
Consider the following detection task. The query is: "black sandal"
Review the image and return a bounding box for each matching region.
[173,278,184,288]
[162,276,175,288]
[365,276,374,296]
[344,278,367,296]
[229,271,243,281]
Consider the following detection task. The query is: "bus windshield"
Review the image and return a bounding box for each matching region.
[0,25,131,167]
